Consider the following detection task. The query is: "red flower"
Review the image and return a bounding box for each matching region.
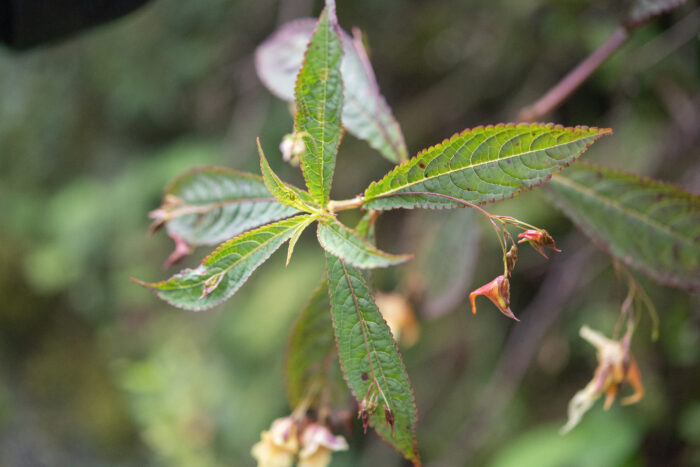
[517,229,561,258]
[469,275,519,321]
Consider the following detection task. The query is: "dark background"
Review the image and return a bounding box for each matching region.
[0,0,698,465]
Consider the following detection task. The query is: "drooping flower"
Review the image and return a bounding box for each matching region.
[251,417,299,467]
[561,326,644,434]
[298,422,349,467]
[517,229,561,258]
[469,275,519,321]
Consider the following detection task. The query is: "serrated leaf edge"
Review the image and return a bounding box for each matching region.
[133,215,313,311]
[258,138,320,214]
[547,161,700,291]
[293,6,345,208]
[324,256,421,466]
[363,123,613,209]
[317,218,413,269]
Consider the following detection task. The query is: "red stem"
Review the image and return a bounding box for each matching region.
[519,26,629,122]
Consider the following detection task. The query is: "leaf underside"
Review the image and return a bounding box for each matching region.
[159,167,299,247]
[255,18,408,163]
[317,218,412,269]
[138,215,314,310]
[363,123,612,211]
[294,8,344,208]
[547,162,700,291]
[326,253,420,465]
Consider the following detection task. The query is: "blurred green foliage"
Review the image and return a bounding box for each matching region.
[0,0,698,465]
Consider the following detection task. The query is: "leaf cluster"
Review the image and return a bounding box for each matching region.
[136,0,699,463]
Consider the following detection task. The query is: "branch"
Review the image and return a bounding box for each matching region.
[518,2,690,122]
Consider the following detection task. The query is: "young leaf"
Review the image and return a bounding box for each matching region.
[286,214,318,266]
[285,280,335,408]
[294,7,344,208]
[151,167,299,247]
[326,253,420,465]
[363,123,612,210]
[257,138,320,214]
[317,217,412,269]
[135,215,314,310]
[255,19,408,163]
[547,162,700,291]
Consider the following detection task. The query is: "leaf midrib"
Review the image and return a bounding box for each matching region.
[366,130,598,199]
[338,260,395,419]
[321,220,393,261]
[160,218,304,290]
[550,175,696,248]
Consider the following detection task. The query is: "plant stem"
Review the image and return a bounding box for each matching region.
[518,26,628,122]
[519,3,691,122]
[327,195,364,212]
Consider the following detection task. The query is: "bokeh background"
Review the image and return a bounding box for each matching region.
[1,0,699,465]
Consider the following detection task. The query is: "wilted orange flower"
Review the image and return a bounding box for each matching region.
[561,326,644,434]
[517,229,561,258]
[469,275,519,321]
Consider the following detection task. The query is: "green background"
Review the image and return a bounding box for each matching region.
[0,0,698,465]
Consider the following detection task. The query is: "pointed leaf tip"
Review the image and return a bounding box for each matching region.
[364,123,612,211]
[294,6,344,208]
[326,254,420,464]
[318,218,412,269]
[258,137,319,214]
[136,215,315,311]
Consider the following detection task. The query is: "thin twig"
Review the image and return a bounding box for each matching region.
[518,3,691,122]
[518,27,628,122]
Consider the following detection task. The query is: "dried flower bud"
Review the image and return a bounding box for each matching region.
[469,275,519,321]
[560,326,644,434]
[384,405,395,437]
[517,229,561,258]
[358,395,378,434]
[505,244,518,276]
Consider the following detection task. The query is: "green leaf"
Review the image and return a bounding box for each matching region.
[294,7,344,207]
[135,215,314,310]
[326,253,420,465]
[286,214,318,266]
[363,123,612,210]
[152,167,299,247]
[285,281,335,408]
[547,162,700,291]
[255,19,408,163]
[317,217,412,269]
[257,138,320,214]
